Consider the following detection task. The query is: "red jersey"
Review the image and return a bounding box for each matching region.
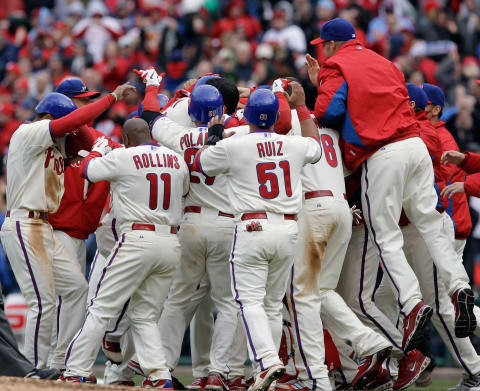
[435,121,471,240]
[313,40,419,170]
[49,161,109,240]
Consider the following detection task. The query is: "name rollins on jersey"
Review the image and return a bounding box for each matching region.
[132,153,181,170]
[257,141,283,158]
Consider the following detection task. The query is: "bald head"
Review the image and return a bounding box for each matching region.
[122,118,152,148]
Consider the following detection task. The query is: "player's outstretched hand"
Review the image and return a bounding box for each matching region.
[441,150,465,165]
[441,182,465,198]
[272,78,290,94]
[238,87,251,98]
[287,82,306,108]
[112,83,136,101]
[306,54,320,87]
[134,68,166,87]
[92,136,112,156]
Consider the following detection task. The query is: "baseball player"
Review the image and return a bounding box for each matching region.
[62,118,189,387]
[139,69,245,389]
[281,93,392,391]
[193,85,321,391]
[0,85,132,369]
[51,78,104,274]
[308,18,475,350]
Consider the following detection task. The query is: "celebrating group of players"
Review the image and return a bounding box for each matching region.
[4,16,480,391]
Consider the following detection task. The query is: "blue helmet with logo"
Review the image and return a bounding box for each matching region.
[188,85,223,124]
[35,92,77,118]
[244,89,279,128]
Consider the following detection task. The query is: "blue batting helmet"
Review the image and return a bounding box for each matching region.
[35,92,77,118]
[244,89,279,128]
[194,74,220,89]
[188,85,223,124]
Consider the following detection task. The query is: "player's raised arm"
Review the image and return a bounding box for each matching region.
[49,83,136,140]
[287,82,319,140]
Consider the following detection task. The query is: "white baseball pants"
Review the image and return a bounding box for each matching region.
[361,137,470,315]
[375,220,480,377]
[64,226,178,379]
[1,216,88,369]
[231,216,298,373]
[337,224,403,378]
[159,208,239,377]
[54,230,86,273]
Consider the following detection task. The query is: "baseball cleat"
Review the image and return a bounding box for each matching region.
[366,366,393,391]
[205,372,229,391]
[25,368,61,380]
[351,347,391,390]
[228,376,248,391]
[402,302,433,352]
[393,349,430,390]
[415,359,436,388]
[58,374,97,383]
[273,378,308,391]
[452,288,477,338]
[143,378,174,389]
[127,359,146,377]
[249,363,286,391]
[187,377,209,390]
[102,338,122,364]
[447,375,480,391]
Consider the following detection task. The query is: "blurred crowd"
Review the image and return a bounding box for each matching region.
[0,0,480,155]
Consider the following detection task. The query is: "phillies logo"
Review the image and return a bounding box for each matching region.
[44,148,64,175]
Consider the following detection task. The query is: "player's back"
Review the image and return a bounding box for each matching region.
[218,131,321,215]
[94,144,189,227]
[153,116,248,213]
[290,111,345,197]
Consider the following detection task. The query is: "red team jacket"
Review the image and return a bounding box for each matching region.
[49,162,109,240]
[434,121,472,240]
[313,40,419,171]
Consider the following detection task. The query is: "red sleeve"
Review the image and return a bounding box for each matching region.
[161,89,189,113]
[83,180,110,232]
[224,116,240,129]
[465,172,480,198]
[143,85,161,112]
[461,152,480,174]
[66,125,97,157]
[51,94,115,139]
[80,151,102,181]
[313,63,346,123]
[273,92,292,135]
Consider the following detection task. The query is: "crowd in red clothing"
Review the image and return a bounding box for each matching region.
[0,0,480,160]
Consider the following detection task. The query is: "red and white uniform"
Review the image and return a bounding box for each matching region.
[1,121,77,369]
[64,143,189,381]
[153,116,248,377]
[288,112,391,389]
[197,126,321,373]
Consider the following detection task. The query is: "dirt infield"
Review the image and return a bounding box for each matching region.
[0,377,134,391]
